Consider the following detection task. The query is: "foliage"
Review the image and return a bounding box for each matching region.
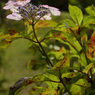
[1,3,95,95]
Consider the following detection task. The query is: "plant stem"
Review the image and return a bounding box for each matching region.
[24,37,37,43]
[60,78,72,95]
[59,69,72,95]
[69,28,93,79]
[31,21,53,67]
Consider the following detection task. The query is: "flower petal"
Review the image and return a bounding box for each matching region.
[41,5,61,16]
[6,13,23,20]
[16,0,31,6]
[3,2,15,10]
[3,0,31,10]
[50,10,61,16]
[10,6,19,12]
[43,13,52,20]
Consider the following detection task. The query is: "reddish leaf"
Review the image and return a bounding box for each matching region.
[35,20,57,30]
[87,32,95,60]
[0,29,22,48]
[91,32,95,46]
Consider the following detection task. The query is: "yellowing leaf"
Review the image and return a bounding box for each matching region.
[91,32,95,46]
[53,54,71,70]
[83,63,94,74]
[27,59,37,71]
[62,72,75,78]
[81,34,88,44]
[70,79,90,95]
[25,21,32,34]
[0,39,11,48]
[49,46,66,59]
[9,74,52,95]
[35,20,57,30]
[87,32,95,60]
[0,29,22,48]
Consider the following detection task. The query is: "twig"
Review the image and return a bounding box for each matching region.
[59,69,72,95]
[31,21,53,67]
[24,37,37,43]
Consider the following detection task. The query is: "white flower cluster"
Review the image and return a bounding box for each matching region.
[3,0,61,21]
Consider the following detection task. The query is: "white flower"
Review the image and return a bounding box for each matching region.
[3,2,16,10]
[3,0,31,10]
[43,13,52,20]
[6,13,23,20]
[41,5,61,16]
[16,0,31,6]
[3,1,61,21]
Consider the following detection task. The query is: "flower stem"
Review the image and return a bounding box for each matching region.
[31,21,53,67]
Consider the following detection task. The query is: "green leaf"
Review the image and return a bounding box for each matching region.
[29,86,44,94]
[63,19,75,27]
[44,30,73,46]
[69,5,83,25]
[35,20,57,30]
[9,77,32,95]
[82,16,95,28]
[80,28,88,44]
[44,74,59,82]
[49,46,66,60]
[0,29,22,48]
[44,28,82,53]
[85,6,95,16]
[25,21,32,34]
[27,59,37,71]
[47,66,79,78]
[31,86,57,95]
[78,52,87,67]
[44,30,71,39]
[27,58,46,71]
[62,72,76,79]
[44,74,59,95]
[52,54,71,70]
[70,79,90,95]
[0,39,11,48]
[55,19,75,30]
[83,63,94,74]
[28,42,39,55]
[8,74,52,95]
[70,84,82,95]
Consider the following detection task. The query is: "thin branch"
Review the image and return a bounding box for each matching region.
[31,21,53,67]
[59,69,72,95]
[40,38,46,43]
[75,69,89,79]
[24,37,37,43]
[49,80,60,83]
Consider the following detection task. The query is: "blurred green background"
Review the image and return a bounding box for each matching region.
[0,0,95,95]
